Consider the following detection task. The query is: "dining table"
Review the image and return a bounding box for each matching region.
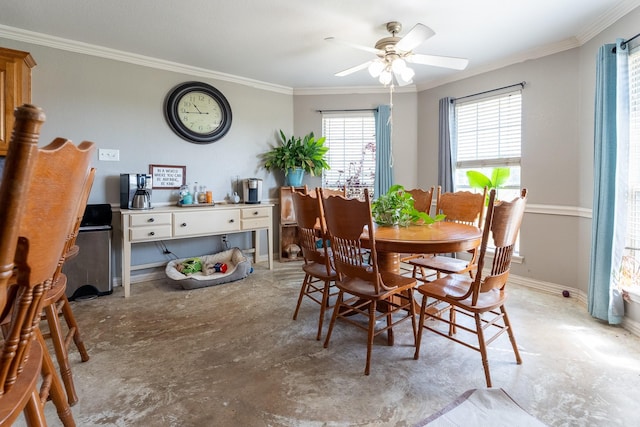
[362,221,483,275]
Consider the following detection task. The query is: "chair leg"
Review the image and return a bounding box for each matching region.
[59,295,89,362]
[385,299,394,346]
[408,289,417,345]
[44,303,78,406]
[323,291,343,349]
[36,330,76,427]
[23,388,47,427]
[474,313,492,388]
[501,305,522,364]
[292,273,311,321]
[365,301,376,376]
[414,295,429,360]
[316,279,332,341]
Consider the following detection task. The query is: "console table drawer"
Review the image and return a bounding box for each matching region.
[129,225,172,241]
[173,210,241,237]
[129,212,172,227]
[241,207,271,229]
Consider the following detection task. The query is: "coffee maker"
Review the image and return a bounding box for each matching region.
[242,178,263,204]
[120,173,153,209]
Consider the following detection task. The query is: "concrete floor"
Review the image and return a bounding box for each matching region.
[18,262,640,426]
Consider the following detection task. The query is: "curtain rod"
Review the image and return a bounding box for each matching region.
[451,81,526,103]
[316,108,378,113]
[614,31,640,52]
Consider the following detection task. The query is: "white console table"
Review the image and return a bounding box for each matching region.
[120,203,273,297]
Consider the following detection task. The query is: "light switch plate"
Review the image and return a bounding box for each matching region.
[99,148,120,161]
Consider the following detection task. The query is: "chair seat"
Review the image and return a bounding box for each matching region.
[302,261,337,280]
[338,272,415,300]
[408,255,472,274]
[417,274,506,312]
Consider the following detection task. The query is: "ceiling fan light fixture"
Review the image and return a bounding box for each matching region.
[379,69,393,85]
[400,66,415,83]
[368,60,385,78]
[391,58,406,73]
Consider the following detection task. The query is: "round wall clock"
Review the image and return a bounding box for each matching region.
[164,81,232,144]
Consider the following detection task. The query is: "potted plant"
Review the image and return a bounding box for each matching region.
[466,167,510,203]
[262,130,330,186]
[371,184,446,227]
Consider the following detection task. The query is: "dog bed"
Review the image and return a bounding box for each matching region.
[165,247,252,290]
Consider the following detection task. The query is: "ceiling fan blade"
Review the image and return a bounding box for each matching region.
[406,53,469,70]
[395,23,435,52]
[335,61,373,77]
[325,37,381,55]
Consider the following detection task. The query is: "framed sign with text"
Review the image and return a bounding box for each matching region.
[150,164,186,189]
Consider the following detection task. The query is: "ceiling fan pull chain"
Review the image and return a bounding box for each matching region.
[388,84,394,168]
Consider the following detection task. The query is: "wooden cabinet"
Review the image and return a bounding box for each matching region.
[0,47,36,155]
[279,186,307,261]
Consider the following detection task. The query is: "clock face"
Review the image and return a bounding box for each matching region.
[164,82,232,144]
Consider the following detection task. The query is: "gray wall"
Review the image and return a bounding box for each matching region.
[0,37,293,277]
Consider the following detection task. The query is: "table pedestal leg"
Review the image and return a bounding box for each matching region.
[377,252,400,274]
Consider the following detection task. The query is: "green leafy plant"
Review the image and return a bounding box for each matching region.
[466,167,510,202]
[262,130,330,176]
[371,184,446,227]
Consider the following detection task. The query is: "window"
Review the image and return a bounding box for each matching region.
[453,90,522,201]
[321,112,376,199]
[622,44,640,288]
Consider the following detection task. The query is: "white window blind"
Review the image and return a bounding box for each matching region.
[322,112,376,199]
[625,45,640,270]
[454,90,522,201]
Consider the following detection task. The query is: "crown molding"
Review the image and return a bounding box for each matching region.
[576,0,640,43]
[0,24,294,95]
[293,84,416,96]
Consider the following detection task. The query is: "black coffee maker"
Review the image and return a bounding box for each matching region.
[120,173,153,209]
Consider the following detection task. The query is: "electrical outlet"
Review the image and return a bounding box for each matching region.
[98,148,120,161]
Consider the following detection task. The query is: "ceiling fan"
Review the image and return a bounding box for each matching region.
[326,21,469,86]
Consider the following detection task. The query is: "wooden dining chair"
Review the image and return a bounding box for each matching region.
[320,188,417,375]
[318,186,346,198]
[291,189,338,340]
[407,186,487,281]
[413,189,527,388]
[400,187,435,266]
[1,104,94,425]
[40,167,95,406]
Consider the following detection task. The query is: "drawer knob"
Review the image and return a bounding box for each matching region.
[181,222,187,227]
[253,211,259,216]
[147,218,155,223]
[149,231,155,236]
[229,219,234,223]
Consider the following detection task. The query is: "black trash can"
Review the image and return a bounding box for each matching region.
[63,204,113,300]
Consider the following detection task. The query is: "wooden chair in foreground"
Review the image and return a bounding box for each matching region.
[0,104,94,426]
[291,189,338,340]
[407,187,487,281]
[413,189,527,387]
[40,167,95,405]
[320,188,417,375]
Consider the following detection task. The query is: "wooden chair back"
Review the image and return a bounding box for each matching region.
[435,186,488,227]
[407,187,434,214]
[0,104,94,424]
[320,188,382,293]
[291,190,331,274]
[465,189,527,305]
[319,186,346,198]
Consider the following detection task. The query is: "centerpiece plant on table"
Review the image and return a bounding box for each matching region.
[371,184,445,227]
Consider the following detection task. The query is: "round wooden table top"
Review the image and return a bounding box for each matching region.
[364,221,482,254]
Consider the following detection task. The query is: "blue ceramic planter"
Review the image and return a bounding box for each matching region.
[285,168,304,187]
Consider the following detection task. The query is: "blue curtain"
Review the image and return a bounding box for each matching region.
[438,97,455,192]
[588,40,630,324]
[374,104,393,197]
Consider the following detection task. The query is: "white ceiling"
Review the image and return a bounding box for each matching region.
[1,0,639,91]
